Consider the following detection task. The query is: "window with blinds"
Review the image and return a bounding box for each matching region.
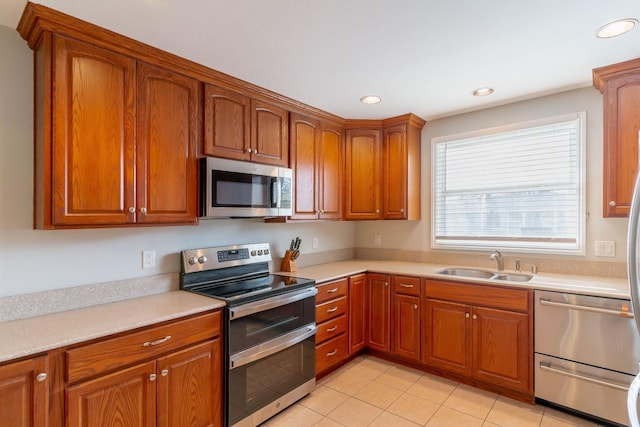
[432,112,585,254]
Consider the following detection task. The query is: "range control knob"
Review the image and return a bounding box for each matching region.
[257,250,263,255]
[198,256,207,264]
[251,250,257,256]
[264,249,269,255]
[188,256,198,265]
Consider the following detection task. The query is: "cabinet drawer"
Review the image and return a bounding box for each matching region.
[316,314,347,345]
[393,275,421,296]
[425,280,530,312]
[316,334,348,374]
[316,278,348,304]
[66,311,221,383]
[316,296,348,324]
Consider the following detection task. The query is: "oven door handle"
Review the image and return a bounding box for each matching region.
[229,324,316,370]
[230,286,318,319]
[540,361,630,392]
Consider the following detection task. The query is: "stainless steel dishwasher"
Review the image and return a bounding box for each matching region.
[535,289,640,426]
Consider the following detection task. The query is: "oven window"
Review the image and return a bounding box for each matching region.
[229,296,315,354]
[212,170,271,208]
[228,335,315,426]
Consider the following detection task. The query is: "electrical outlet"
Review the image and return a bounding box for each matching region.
[312,237,319,249]
[142,250,156,268]
[595,241,615,257]
[374,234,382,246]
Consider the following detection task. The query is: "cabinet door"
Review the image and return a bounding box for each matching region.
[52,35,136,226]
[157,340,222,427]
[318,125,343,219]
[392,294,421,360]
[423,299,471,375]
[383,125,408,219]
[0,356,49,427]
[66,361,156,427]
[603,74,640,217]
[203,85,251,161]
[366,273,390,352]
[348,273,367,354]
[251,99,289,166]
[472,306,531,393]
[344,129,382,219]
[290,114,319,219]
[136,62,198,224]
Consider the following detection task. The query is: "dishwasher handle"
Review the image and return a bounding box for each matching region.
[539,298,634,318]
[540,361,629,392]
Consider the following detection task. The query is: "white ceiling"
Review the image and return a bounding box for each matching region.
[2,0,640,120]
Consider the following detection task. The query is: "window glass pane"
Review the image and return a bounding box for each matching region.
[432,112,585,254]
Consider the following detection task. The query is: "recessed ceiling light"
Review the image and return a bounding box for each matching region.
[472,87,494,97]
[360,95,381,105]
[596,18,638,38]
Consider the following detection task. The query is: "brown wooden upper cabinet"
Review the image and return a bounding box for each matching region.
[33,35,199,229]
[290,113,343,220]
[204,84,289,167]
[344,114,425,220]
[593,57,640,217]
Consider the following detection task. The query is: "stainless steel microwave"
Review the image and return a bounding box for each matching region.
[200,157,292,218]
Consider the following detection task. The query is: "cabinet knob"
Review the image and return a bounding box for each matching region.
[414,304,418,309]
[472,314,477,320]
[128,207,135,213]
[140,207,147,214]
[36,372,47,382]
[400,208,404,213]
[609,200,616,207]
[161,369,169,377]
[465,313,470,318]
[384,282,388,286]
[149,373,157,381]
[316,210,321,215]
[247,148,252,153]
[376,209,380,213]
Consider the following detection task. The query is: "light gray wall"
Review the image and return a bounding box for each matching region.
[355,87,629,263]
[0,25,356,298]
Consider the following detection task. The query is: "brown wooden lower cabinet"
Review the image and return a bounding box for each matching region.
[348,273,367,354]
[315,278,349,375]
[392,293,421,360]
[366,273,391,352]
[422,280,533,395]
[0,355,49,427]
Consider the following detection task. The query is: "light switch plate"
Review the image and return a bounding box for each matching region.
[595,241,615,257]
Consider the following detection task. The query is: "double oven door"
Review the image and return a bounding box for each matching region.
[227,286,317,427]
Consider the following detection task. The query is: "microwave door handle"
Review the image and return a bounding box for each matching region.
[271,178,281,207]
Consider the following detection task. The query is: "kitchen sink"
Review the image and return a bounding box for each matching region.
[436,267,533,282]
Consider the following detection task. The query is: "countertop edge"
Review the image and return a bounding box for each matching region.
[0,291,225,364]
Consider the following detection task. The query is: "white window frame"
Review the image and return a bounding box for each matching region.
[431,112,586,255]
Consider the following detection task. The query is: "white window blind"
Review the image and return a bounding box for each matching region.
[432,112,585,254]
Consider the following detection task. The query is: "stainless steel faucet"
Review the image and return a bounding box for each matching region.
[489,250,504,271]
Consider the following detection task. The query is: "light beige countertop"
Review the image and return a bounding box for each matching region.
[279,259,631,299]
[0,291,224,364]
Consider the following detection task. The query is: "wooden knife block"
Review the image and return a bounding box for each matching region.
[280,250,297,272]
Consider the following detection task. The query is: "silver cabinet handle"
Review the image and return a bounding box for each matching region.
[540,361,629,391]
[472,314,477,320]
[327,287,339,293]
[400,208,404,213]
[327,349,338,357]
[140,207,147,214]
[36,373,47,382]
[399,283,414,288]
[539,298,634,318]
[465,313,470,318]
[161,369,169,377]
[143,335,171,347]
[128,207,135,213]
[327,326,338,332]
[247,148,252,153]
[384,282,388,287]
[327,306,338,313]
[609,200,616,207]
[149,373,157,381]
[414,304,418,309]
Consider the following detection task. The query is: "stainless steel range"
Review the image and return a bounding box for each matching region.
[180,243,317,427]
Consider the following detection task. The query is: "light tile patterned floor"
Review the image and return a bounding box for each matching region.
[261,355,605,427]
